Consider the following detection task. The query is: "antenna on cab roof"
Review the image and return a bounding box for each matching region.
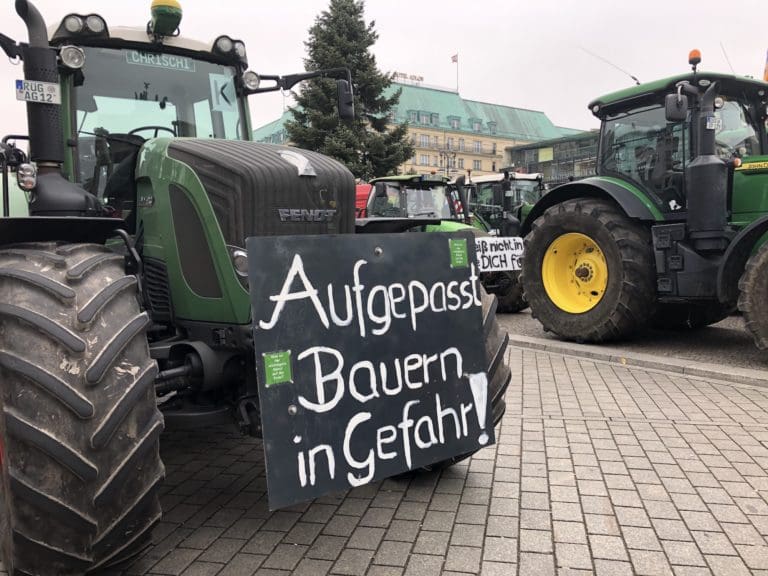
[580,46,641,86]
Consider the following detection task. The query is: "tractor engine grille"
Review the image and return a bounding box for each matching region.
[143,257,173,322]
[167,140,355,246]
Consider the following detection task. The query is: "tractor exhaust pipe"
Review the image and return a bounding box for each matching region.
[686,81,729,251]
[16,0,64,167]
[13,0,100,216]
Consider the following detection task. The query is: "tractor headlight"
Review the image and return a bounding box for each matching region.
[215,36,234,54]
[232,249,249,277]
[53,13,109,42]
[63,15,84,34]
[60,46,85,70]
[17,164,37,192]
[243,71,261,91]
[85,14,107,34]
[213,36,247,65]
[233,41,247,60]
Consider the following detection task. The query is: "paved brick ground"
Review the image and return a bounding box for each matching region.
[5,347,768,575]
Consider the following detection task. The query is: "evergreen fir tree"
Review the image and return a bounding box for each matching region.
[284,0,413,180]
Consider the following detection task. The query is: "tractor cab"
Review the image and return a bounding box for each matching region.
[466,172,545,237]
[589,67,768,216]
[367,174,459,220]
[19,1,354,230]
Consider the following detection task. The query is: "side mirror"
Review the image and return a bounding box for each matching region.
[665,93,688,122]
[337,79,354,121]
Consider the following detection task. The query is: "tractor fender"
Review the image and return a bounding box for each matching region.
[520,177,662,236]
[0,216,125,245]
[716,214,768,306]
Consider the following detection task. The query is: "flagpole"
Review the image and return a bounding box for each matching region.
[451,53,459,93]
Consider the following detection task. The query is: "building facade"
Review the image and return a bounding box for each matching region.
[505,130,599,187]
[252,81,581,178]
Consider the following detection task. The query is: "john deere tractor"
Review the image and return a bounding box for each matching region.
[0,1,511,573]
[521,51,768,347]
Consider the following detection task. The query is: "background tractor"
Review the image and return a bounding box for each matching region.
[0,1,511,574]
[364,173,524,312]
[520,51,768,348]
[463,171,547,312]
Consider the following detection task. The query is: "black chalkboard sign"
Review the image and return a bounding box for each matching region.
[247,231,493,509]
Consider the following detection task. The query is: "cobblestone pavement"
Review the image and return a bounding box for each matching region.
[6,346,768,575]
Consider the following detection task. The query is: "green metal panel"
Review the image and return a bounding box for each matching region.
[595,176,665,220]
[732,156,768,227]
[424,220,476,234]
[590,72,768,116]
[136,139,250,325]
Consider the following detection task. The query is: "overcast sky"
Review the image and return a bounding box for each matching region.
[0,0,766,136]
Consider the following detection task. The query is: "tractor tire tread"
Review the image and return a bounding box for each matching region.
[521,198,656,342]
[738,242,768,349]
[0,242,163,576]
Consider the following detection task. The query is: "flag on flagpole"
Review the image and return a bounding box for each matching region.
[764,49,768,82]
[451,54,458,64]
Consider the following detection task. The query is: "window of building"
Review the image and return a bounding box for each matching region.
[446,137,454,150]
[492,142,497,154]
[473,159,482,170]
[433,136,439,147]
[431,113,439,126]
[419,154,429,166]
[432,155,438,166]
[459,138,465,151]
[492,161,496,171]
[488,121,497,135]
[419,112,430,124]
[473,141,482,153]
[458,158,464,169]
[471,119,482,132]
[419,134,429,147]
[449,116,460,129]
[409,111,417,123]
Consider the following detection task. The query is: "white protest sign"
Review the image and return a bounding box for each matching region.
[474,236,524,272]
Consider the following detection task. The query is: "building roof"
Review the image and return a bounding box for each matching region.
[252,111,291,143]
[389,83,575,141]
[252,82,581,143]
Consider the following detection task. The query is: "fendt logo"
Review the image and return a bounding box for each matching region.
[278,208,337,223]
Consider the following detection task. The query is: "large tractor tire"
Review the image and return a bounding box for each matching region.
[739,242,768,350]
[428,286,511,469]
[521,198,656,342]
[0,243,164,575]
[652,302,732,331]
[494,272,529,313]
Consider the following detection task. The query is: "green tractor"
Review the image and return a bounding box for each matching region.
[365,173,525,312]
[467,171,546,238]
[464,171,547,313]
[520,51,768,347]
[0,1,511,573]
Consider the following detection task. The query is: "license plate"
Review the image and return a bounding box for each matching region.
[15,80,61,105]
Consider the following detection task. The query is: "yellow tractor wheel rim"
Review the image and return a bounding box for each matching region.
[542,232,608,313]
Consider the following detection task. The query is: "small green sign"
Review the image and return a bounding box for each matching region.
[449,238,469,268]
[264,350,292,386]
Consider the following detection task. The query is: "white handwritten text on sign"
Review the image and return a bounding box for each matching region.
[247,232,493,509]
